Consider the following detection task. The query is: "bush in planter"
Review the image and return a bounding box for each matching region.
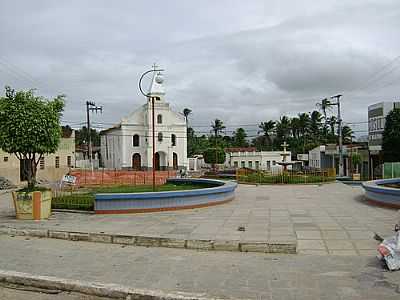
[0,86,65,189]
[0,87,65,219]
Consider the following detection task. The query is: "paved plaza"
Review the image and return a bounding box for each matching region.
[0,182,398,255]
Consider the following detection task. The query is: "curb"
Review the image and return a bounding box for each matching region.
[0,226,297,254]
[0,269,227,300]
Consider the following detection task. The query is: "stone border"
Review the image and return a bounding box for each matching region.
[362,178,400,208]
[0,269,227,300]
[0,226,296,254]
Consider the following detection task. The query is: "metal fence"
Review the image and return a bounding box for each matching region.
[383,162,400,179]
[70,169,178,186]
[236,168,336,184]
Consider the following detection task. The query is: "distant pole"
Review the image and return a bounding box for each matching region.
[331,94,343,177]
[138,66,164,192]
[86,101,102,163]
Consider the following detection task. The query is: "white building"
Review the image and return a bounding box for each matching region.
[225,150,290,171]
[100,70,187,170]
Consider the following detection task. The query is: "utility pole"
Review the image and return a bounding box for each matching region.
[86,101,102,163]
[330,94,343,177]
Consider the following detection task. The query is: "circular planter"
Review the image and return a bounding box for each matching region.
[362,178,400,208]
[94,178,237,214]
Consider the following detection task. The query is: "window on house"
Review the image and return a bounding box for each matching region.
[171,134,176,146]
[133,134,139,147]
[272,160,276,166]
[234,161,238,168]
[155,97,161,101]
[40,157,45,170]
[255,161,259,169]
[157,114,162,124]
[158,132,163,142]
[55,156,60,168]
[267,161,271,170]
[67,156,72,167]
[241,161,245,168]
[248,161,253,169]
[3,156,8,162]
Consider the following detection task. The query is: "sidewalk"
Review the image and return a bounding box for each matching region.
[1,235,400,300]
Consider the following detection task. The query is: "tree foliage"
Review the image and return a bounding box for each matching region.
[0,86,65,188]
[203,147,225,164]
[382,108,400,162]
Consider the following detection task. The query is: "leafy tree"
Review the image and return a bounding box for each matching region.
[233,128,248,147]
[75,126,100,147]
[203,147,225,165]
[0,87,65,189]
[382,108,400,162]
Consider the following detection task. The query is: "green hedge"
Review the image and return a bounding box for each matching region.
[238,172,335,184]
[52,193,94,211]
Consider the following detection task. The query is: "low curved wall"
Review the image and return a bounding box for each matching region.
[362,178,400,207]
[94,178,238,214]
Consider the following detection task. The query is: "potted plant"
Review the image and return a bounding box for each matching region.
[351,152,362,181]
[0,87,65,220]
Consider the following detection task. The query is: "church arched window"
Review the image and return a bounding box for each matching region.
[158,132,163,142]
[133,134,139,147]
[171,134,176,146]
[157,114,162,124]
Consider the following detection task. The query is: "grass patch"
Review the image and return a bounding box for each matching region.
[91,183,213,193]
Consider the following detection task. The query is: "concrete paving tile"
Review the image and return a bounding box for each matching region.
[298,249,329,255]
[358,250,378,256]
[325,240,355,250]
[329,250,358,255]
[346,230,375,240]
[295,231,322,240]
[353,240,379,250]
[297,240,326,250]
[321,230,349,240]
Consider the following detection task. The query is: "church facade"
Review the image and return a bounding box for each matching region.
[100,70,187,170]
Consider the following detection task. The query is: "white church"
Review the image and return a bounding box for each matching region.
[100,69,187,170]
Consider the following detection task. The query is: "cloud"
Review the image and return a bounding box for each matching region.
[0,0,399,138]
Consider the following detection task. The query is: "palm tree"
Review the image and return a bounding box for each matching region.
[342,125,354,144]
[211,119,226,138]
[275,116,291,148]
[297,113,310,138]
[258,120,275,150]
[290,117,300,139]
[310,110,322,141]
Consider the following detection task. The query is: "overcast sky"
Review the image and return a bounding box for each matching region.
[1,0,399,136]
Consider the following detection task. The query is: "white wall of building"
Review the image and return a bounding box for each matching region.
[225,151,290,171]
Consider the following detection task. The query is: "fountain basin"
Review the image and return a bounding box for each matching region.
[362,178,400,208]
[95,178,237,214]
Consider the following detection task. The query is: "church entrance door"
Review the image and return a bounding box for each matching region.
[132,153,141,170]
[154,152,160,170]
[173,153,178,170]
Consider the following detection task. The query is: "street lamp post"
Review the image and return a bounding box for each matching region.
[138,66,164,191]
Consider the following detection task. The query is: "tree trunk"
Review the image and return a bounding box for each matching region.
[27,158,37,189]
